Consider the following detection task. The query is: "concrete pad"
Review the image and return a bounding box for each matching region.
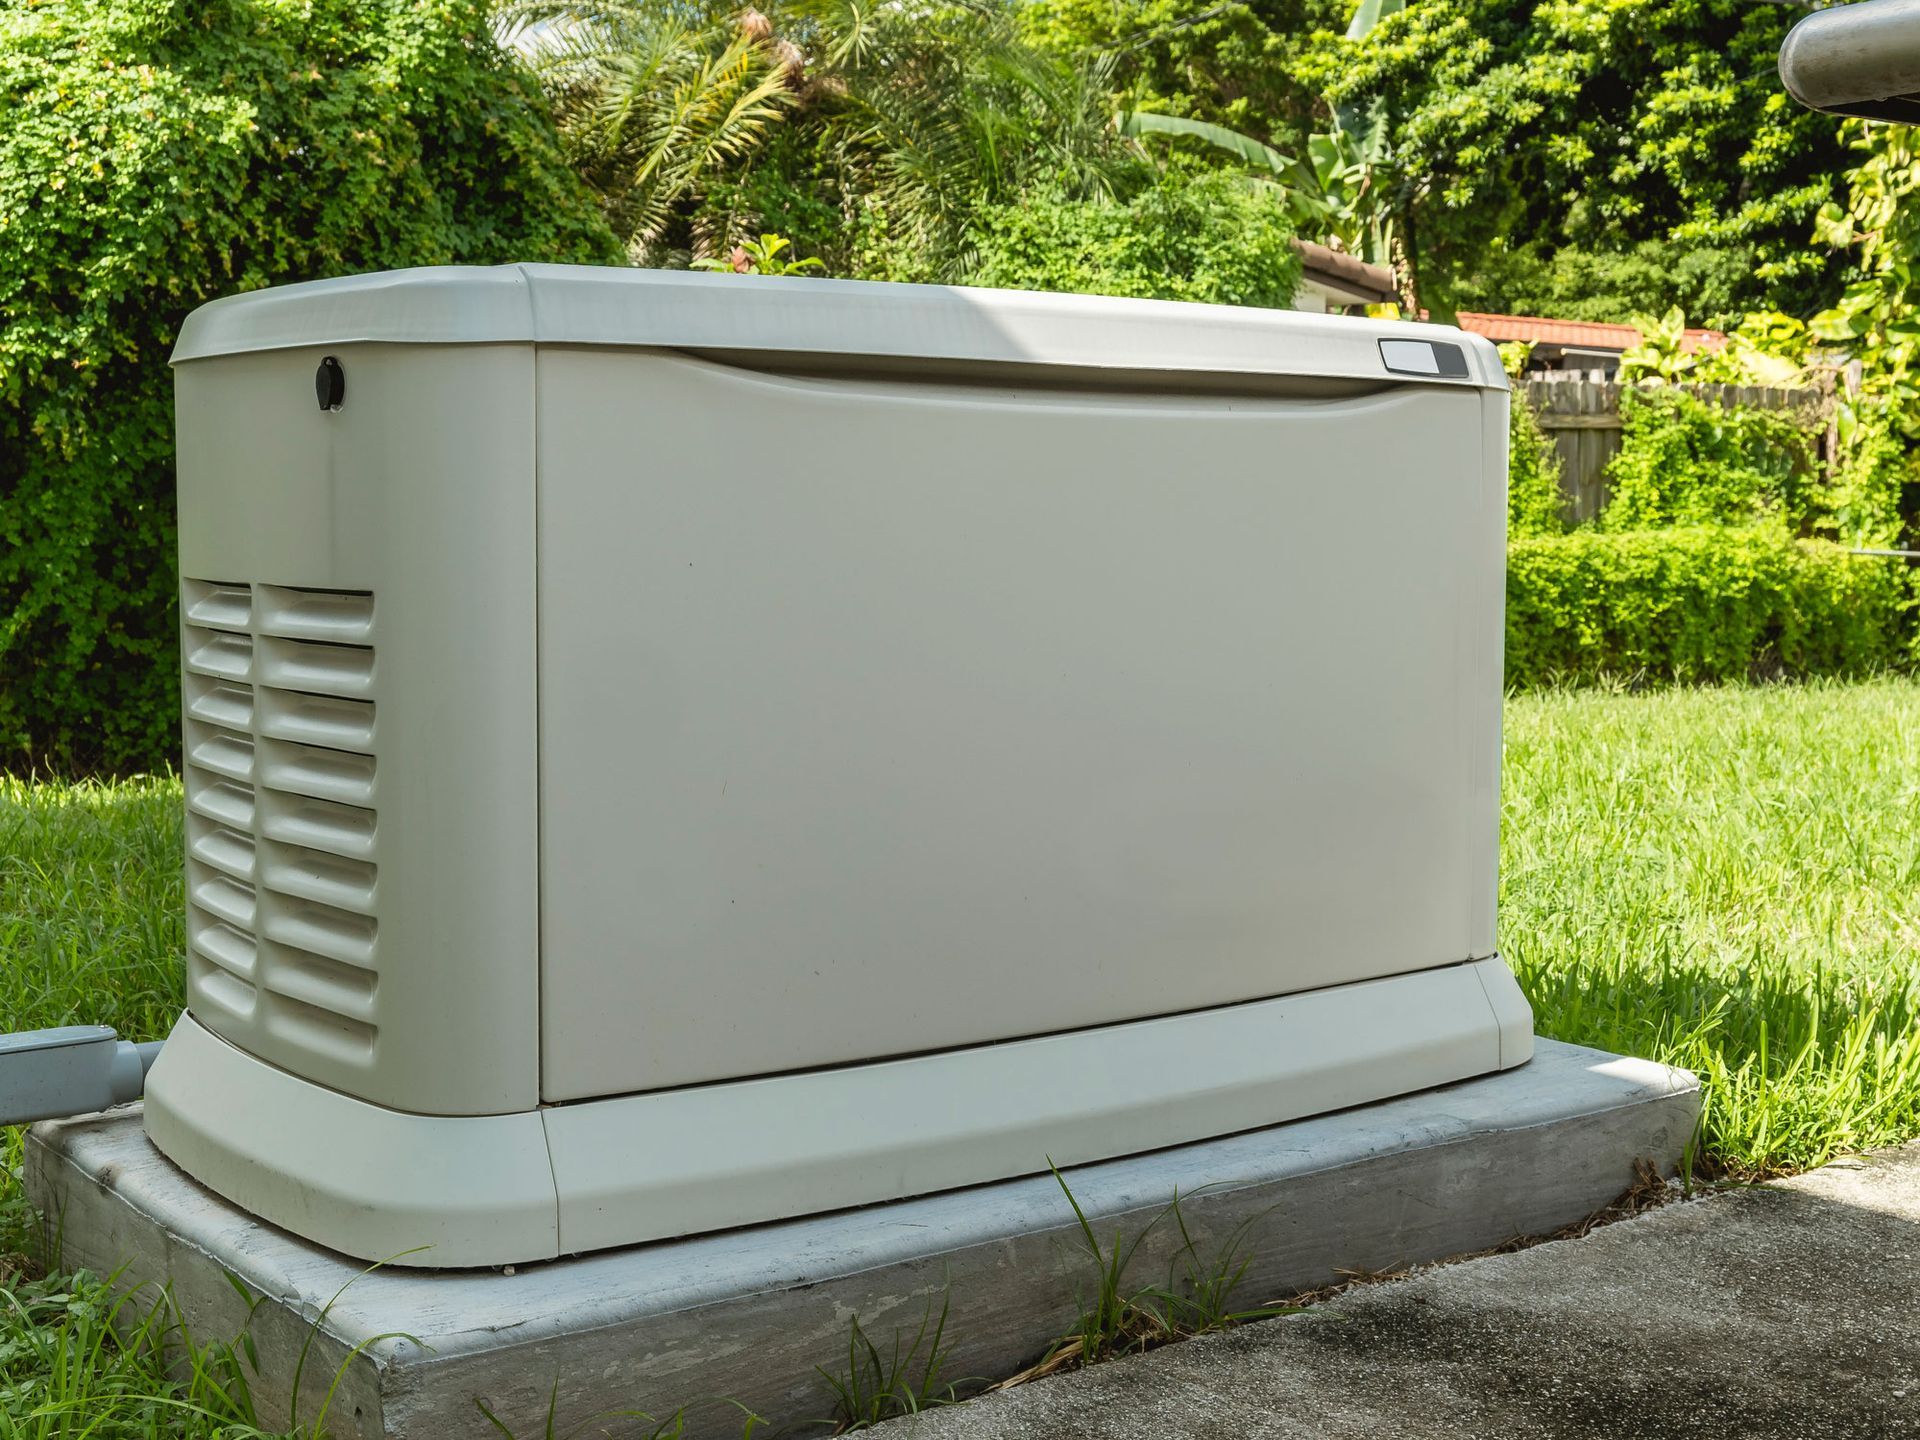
[893,1142,1920,1440]
[24,1039,1697,1440]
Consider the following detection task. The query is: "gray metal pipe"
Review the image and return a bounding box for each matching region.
[0,1027,162,1126]
[1780,0,1920,122]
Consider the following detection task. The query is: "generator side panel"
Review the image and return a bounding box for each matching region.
[535,349,1502,1103]
[1471,383,1511,960]
[171,343,540,1117]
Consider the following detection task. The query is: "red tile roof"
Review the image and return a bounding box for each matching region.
[1456,312,1726,354]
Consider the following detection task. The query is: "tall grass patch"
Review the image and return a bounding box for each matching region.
[1,774,185,1040]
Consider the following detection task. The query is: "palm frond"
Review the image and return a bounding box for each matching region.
[506,0,1138,276]
[506,2,796,255]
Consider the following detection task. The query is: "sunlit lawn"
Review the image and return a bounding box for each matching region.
[1504,676,1920,1177]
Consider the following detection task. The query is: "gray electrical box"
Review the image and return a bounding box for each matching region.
[0,1027,161,1126]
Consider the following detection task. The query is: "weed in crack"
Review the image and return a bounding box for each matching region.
[995,1164,1301,1389]
[817,1285,973,1431]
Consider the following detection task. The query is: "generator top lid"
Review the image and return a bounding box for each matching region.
[170,264,1508,392]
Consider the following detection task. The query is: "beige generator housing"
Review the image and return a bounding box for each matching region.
[145,266,1532,1267]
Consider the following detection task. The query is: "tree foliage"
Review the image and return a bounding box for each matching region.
[501,0,799,259]
[523,0,1140,277]
[806,0,1134,281]
[1019,0,1345,156]
[1508,393,1567,537]
[1813,123,1920,438]
[1603,390,1817,535]
[966,164,1303,307]
[1309,0,1850,322]
[0,0,621,773]
[1457,241,1759,331]
[1119,107,1395,272]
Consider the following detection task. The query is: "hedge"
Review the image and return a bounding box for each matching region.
[1506,527,1913,687]
[0,0,622,775]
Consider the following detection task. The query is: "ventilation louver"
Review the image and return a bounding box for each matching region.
[180,580,379,1075]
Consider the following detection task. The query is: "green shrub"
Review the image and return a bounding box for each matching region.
[1828,402,1916,548]
[0,0,622,775]
[1604,388,1819,532]
[1505,528,1912,687]
[963,167,1302,308]
[1507,395,1566,536]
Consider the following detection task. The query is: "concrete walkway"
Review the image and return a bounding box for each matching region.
[896,1143,1920,1439]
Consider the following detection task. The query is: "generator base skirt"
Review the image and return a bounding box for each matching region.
[144,958,1531,1268]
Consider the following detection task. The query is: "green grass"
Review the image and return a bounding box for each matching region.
[1504,676,1920,1177]
[4,676,1920,1430]
[0,1251,295,1438]
[0,776,285,1438]
[1,773,184,1043]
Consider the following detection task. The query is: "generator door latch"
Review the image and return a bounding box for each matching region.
[316,356,346,412]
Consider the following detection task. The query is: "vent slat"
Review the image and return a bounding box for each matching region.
[188,910,258,980]
[257,636,374,699]
[264,996,377,1065]
[264,903,377,971]
[188,956,258,1020]
[186,724,254,784]
[188,869,257,931]
[186,818,256,883]
[257,740,376,808]
[263,943,377,1021]
[256,586,374,645]
[183,627,253,683]
[184,676,254,731]
[256,688,375,753]
[185,771,255,831]
[259,792,376,862]
[259,842,377,916]
[181,580,252,633]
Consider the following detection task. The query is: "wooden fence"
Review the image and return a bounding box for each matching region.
[1522,373,1831,523]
